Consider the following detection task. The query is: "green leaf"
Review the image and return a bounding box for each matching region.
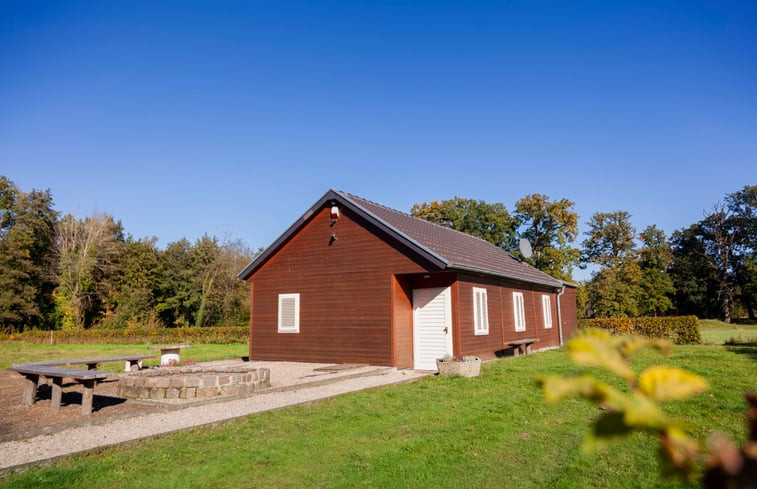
[581,411,633,453]
[638,366,710,402]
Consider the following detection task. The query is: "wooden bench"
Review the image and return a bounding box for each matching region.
[8,365,113,415]
[148,344,192,366]
[507,338,540,356]
[30,354,154,372]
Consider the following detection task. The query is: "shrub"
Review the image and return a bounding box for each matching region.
[0,326,248,344]
[578,316,701,344]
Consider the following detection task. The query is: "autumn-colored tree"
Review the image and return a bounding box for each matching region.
[514,193,579,281]
[54,213,123,329]
[411,197,517,250]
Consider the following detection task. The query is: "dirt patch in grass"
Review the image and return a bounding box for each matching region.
[0,371,158,439]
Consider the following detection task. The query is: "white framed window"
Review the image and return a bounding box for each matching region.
[278,293,300,333]
[513,292,526,332]
[473,287,489,335]
[542,295,553,329]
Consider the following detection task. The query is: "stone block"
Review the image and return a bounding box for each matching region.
[183,377,201,388]
[124,377,135,387]
[218,375,230,385]
[166,387,181,398]
[170,377,185,388]
[202,375,219,387]
[134,378,144,387]
[150,388,165,399]
[155,377,171,389]
[197,386,218,398]
[139,387,151,398]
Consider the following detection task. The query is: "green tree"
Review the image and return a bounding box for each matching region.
[104,236,162,328]
[637,225,675,316]
[0,177,58,331]
[669,224,721,318]
[192,234,221,328]
[514,193,579,281]
[669,185,756,321]
[411,197,517,250]
[728,185,756,319]
[155,238,198,327]
[581,211,641,318]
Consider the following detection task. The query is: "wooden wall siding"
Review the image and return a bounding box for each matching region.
[392,276,414,369]
[455,275,561,358]
[249,205,429,365]
[559,286,579,340]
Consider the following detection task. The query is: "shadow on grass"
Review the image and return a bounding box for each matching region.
[724,339,757,361]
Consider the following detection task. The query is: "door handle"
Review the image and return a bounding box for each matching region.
[443,326,448,334]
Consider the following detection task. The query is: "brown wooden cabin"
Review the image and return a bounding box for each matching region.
[238,190,578,370]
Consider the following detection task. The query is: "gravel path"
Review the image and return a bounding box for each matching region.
[0,366,428,474]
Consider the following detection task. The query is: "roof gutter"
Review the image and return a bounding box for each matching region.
[447,263,563,289]
[556,284,566,345]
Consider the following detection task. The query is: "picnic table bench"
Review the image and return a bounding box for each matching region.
[148,344,192,366]
[7,364,113,415]
[507,338,540,356]
[30,354,154,372]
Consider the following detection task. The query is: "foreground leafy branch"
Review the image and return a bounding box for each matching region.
[540,329,757,487]
[538,328,709,478]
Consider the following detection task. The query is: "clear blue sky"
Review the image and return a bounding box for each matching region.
[1,1,755,280]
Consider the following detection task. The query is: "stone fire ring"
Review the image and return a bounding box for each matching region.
[117,364,271,401]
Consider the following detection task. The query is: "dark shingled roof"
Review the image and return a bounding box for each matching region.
[238,189,563,288]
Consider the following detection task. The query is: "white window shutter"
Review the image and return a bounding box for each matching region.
[278,293,300,333]
[513,292,526,332]
[473,288,489,335]
[542,295,553,329]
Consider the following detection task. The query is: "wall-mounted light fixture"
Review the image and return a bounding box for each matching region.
[330,205,340,223]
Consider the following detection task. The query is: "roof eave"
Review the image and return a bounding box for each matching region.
[447,263,563,288]
[238,189,450,281]
[334,190,449,269]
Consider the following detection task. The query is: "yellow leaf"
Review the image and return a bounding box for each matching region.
[638,366,709,402]
[567,331,635,381]
[538,374,597,404]
[622,392,669,430]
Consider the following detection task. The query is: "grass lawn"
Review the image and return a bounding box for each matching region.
[0,342,248,370]
[699,319,757,345]
[1,343,754,489]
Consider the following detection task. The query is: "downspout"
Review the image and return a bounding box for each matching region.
[556,285,566,346]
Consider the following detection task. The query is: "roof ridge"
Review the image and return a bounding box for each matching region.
[340,190,523,261]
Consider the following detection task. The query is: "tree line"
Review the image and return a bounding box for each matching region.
[2,175,754,331]
[0,176,258,333]
[411,185,756,322]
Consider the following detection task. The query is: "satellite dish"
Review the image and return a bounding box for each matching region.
[519,238,533,259]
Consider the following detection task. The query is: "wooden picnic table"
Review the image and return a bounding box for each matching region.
[7,364,113,415]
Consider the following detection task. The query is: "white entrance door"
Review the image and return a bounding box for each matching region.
[413,287,453,370]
